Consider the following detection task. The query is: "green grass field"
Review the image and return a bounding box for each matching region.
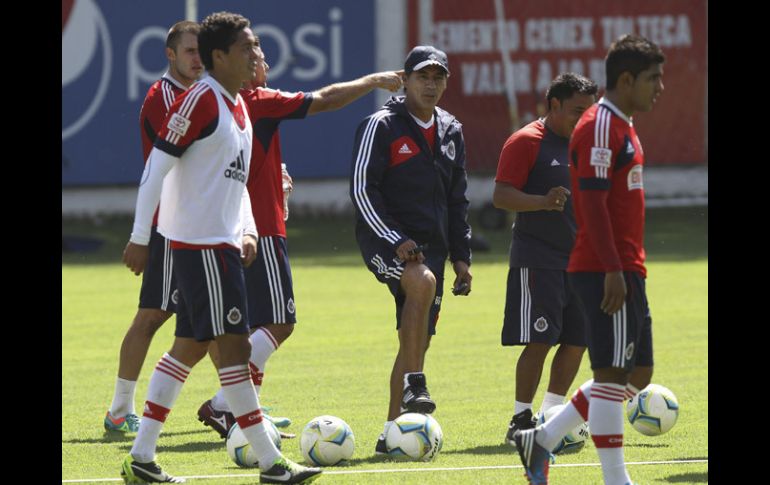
[62,207,708,484]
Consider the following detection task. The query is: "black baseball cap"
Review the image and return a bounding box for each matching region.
[404,45,450,75]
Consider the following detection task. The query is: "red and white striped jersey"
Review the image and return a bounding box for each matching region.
[568,97,646,276]
[242,87,312,237]
[154,75,254,248]
[139,72,187,226]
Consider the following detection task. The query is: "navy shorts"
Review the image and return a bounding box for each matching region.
[172,246,250,342]
[245,236,296,327]
[501,267,586,347]
[357,231,444,335]
[569,271,653,371]
[138,226,177,312]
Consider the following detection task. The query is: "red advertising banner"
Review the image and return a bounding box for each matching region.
[407,0,707,171]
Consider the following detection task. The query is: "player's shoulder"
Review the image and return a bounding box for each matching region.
[571,104,603,143]
[504,119,545,150]
[361,105,397,130]
[513,119,546,141]
[176,80,216,109]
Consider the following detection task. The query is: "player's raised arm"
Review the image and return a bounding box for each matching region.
[307,70,403,115]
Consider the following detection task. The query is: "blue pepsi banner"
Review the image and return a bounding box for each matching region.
[63,0,376,186]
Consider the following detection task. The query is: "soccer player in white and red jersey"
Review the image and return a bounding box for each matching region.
[120,12,321,484]
[514,34,665,485]
[196,38,403,439]
[104,20,203,434]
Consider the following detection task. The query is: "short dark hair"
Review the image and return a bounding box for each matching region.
[198,12,250,71]
[545,73,598,111]
[605,34,666,90]
[166,21,200,52]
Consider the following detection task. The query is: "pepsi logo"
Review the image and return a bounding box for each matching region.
[62,0,112,140]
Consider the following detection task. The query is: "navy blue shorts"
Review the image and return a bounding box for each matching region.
[245,236,296,327]
[569,271,653,371]
[138,226,177,312]
[172,246,250,342]
[502,267,586,347]
[356,232,444,335]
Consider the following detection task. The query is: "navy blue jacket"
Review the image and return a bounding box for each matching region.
[349,96,471,265]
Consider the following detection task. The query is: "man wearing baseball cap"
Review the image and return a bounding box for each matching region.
[349,45,473,454]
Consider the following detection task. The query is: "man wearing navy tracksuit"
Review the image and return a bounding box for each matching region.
[349,45,473,454]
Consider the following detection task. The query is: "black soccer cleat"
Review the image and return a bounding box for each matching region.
[401,373,436,414]
[375,434,388,455]
[505,408,536,446]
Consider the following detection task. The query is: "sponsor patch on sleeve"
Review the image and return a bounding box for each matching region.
[627,165,643,190]
[590,147,612,167]
[167,113,191,137]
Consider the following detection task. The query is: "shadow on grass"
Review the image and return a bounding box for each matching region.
[625,442,670,448]
[117,438,226,453]
[660,471,708,483]
[441,443,514,456]
[64,428,215,445]
[340,455,410,466]
[63,207,707,266]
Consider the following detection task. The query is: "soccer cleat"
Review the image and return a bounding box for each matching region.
[401,373,436,414]
[375,434,388,455]
[260,456,322,484]
[105,411,141,433]
[505,408,536,446]
[513,428,553,485]
[278,430,296,439]
[264,412,292,429]
[120,454,185,484]
[197,400,236,439]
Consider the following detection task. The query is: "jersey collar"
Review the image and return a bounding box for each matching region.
[408,111,435,129]
[599,97,633,126]
[204,74,239,105]
[162,71,188,91]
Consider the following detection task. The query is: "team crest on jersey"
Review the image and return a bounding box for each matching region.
[227,307,242,325]
[624,342,635,360]
[534,317,548,332]
[444,140,456,160]
[287,298,296,314]
[590,147,612,167]
[627,165,643,190]
[167,113,191,137]
[171,289,179,305]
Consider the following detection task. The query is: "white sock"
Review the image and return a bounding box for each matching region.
[131,353,190,463]
[514,400,532,415]
[589,383,631,485]
[249,328,278,395]
[211,389,229,412]
[109,377,137,417]
[538,392,565,416]
[380,421,393,439]
[210,328,278,414]
[625,383,640,400]
[537,380,591,451]
[219,365,280,471]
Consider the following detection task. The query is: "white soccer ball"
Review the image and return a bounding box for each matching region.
[385,413,443,461]
[226,420,281,468]
[300,415,355,466]
[627,383,679,436]
[536,404,590,454]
